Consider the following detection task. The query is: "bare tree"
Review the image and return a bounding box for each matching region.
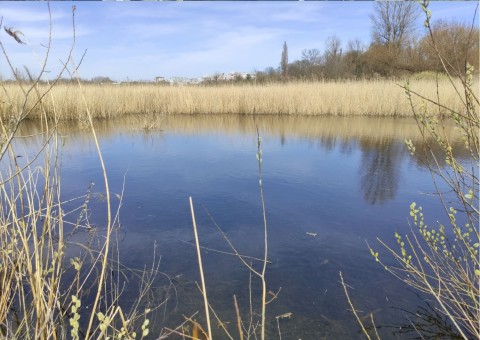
[325,35,342,59]
[347,38,365,54]
[301,48,322,66]
[324,35,343,78]
[280,41,288,79]
[370,1,420,48]
[344,38,367,78]
[91,76,113,83]
[419,19,480,75]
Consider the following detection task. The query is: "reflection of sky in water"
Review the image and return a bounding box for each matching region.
[13,115,471,338]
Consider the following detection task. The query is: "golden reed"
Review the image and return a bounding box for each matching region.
[1,79,472,120]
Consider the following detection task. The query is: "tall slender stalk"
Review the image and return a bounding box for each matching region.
[339,272,374,340]
[256,127,268,340]
[189,197,212,340]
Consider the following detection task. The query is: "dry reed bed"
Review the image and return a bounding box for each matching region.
[1,79,471,120]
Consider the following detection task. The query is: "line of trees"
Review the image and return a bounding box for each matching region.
[255,2,479,83]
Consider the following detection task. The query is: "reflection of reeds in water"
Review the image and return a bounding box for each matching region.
[17,113,461,142]
[1,80,472,119]
[159,114,459,141]
[14,114,468,173]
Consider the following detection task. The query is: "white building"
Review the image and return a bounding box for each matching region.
[168,77,201,85]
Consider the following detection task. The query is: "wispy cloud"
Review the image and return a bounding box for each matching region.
[0,1,476,81]
[0,6,68,23]
[124,22,189,40]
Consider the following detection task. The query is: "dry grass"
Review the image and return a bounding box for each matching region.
[0,6,171,338]
[1,79,473,120]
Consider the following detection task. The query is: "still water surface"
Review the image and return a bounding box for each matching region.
[21,115,466,338]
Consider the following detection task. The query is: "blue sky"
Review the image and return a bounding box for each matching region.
[0,1,477,81]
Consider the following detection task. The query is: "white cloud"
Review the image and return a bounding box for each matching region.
[1,1,475,81]
[124,22,188,40]
[262,4,328,23]
[0,6,68,24]
[103,3,194,21]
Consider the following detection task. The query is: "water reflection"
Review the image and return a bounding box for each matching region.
[12,114,471,338]
[359,137,404,205]
[16,114,463,146]
[16,114,467,210]
[19,115,467,148]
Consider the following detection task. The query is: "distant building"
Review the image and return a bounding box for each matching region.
[222,72,236,81]
[240,72,256,80]
[205,72,256,82]
[162,72,256,85]
[168,77,201,85]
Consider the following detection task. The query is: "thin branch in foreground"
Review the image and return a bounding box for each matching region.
[339,272,373,340]
[233,295,244,340]
[178,239,271,264]
[189,197,212,340]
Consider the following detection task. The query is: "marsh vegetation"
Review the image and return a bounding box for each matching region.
[0,1,478,339]
[0,79,474,120]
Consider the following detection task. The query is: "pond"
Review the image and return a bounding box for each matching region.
[17,114,467,338]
